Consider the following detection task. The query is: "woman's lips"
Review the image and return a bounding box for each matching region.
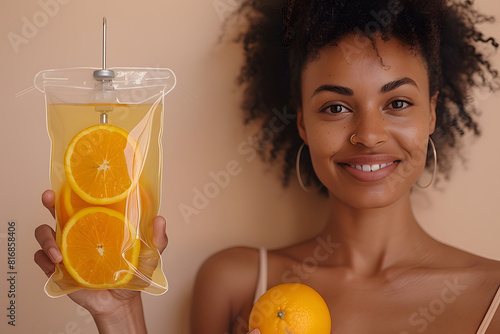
[339,160,400,182]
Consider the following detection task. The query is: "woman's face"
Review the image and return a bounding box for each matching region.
[298,33,437,208]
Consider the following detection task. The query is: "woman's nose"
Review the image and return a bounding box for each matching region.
[351,109,389,148]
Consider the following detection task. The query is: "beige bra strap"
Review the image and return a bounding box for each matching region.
[253,248,268,303]
[476,286,500,334]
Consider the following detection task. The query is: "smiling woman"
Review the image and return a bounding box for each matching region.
[233,0,498,195]
[32,0,500,333]
[190,0,500,333]
[298,35,437,207]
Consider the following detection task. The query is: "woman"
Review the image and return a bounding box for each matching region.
[36,0,500,333]
[190,0,500,333]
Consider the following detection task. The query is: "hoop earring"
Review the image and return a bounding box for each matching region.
[296,143,311,193]
[416,137,437,189]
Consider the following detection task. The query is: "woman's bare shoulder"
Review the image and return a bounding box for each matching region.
[439,243,500,285]
[473,255,500,282]
[445,244,500,271]
[469,255,500,332]
[197,246,261,281]
[194,246,261,301]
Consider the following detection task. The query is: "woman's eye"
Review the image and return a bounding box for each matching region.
[389,100,412,109]
[322,105,348,114]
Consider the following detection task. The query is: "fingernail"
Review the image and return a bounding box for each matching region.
[249,329,261,334]
[48,247,62,263]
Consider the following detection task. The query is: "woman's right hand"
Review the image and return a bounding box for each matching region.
[34,190,168,333]
[35,190,259,334]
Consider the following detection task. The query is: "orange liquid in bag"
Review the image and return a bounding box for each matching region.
[48,103,163,290]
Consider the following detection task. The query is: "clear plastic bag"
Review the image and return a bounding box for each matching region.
[35,67,175,297]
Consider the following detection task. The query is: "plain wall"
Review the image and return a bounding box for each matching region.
[1,0,499,333]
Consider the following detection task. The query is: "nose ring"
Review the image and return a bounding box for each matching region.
[350,134,357,145]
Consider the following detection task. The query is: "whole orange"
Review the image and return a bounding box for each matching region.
[249,283,331,334]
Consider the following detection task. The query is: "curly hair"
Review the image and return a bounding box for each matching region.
[232,0,499,194]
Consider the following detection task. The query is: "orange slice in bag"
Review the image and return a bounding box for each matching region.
[64,124,140,205]
[62,181,88,217]
[61,207,141,288]
[56,183,71,228]
[62,181,149,222]
[62,181,127,216]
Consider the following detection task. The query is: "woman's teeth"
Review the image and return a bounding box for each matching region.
[350,161,394,172]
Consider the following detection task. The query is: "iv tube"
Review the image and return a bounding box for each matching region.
[93,17,115,81]
[93,17,115,124]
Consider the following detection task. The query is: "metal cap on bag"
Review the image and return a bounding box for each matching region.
[93,69,115,81]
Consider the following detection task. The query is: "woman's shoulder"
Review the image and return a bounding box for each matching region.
[442,244,500,272]
[194,246,261,296]
[465,255,500,332]
[198,246,261,273]
[471,254,500,284]
[437,243,500,288]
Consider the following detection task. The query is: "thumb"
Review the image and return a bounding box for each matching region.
[248,329,261,334]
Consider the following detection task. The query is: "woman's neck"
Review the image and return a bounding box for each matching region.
[319,191,436,277]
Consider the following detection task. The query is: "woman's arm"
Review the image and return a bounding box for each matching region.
[92,293,147,334]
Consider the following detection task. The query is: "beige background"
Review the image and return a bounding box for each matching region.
[0,0,499,333]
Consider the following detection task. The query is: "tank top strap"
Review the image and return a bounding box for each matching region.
[476,285,500,334]
[253,247,268,303]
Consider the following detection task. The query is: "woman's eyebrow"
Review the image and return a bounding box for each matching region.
[312,84,354,97]
[380,77,419,93]
[312,77,419,98]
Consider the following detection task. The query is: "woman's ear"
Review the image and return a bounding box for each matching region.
[429,91,439,135]
[297,108,308,144]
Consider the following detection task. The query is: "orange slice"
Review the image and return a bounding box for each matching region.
[61,207,141,288]
[61,181,126,216]
[61,181,149,224]
[56,183,71,229]
[64,124,140,205]
[62,181,88,217]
